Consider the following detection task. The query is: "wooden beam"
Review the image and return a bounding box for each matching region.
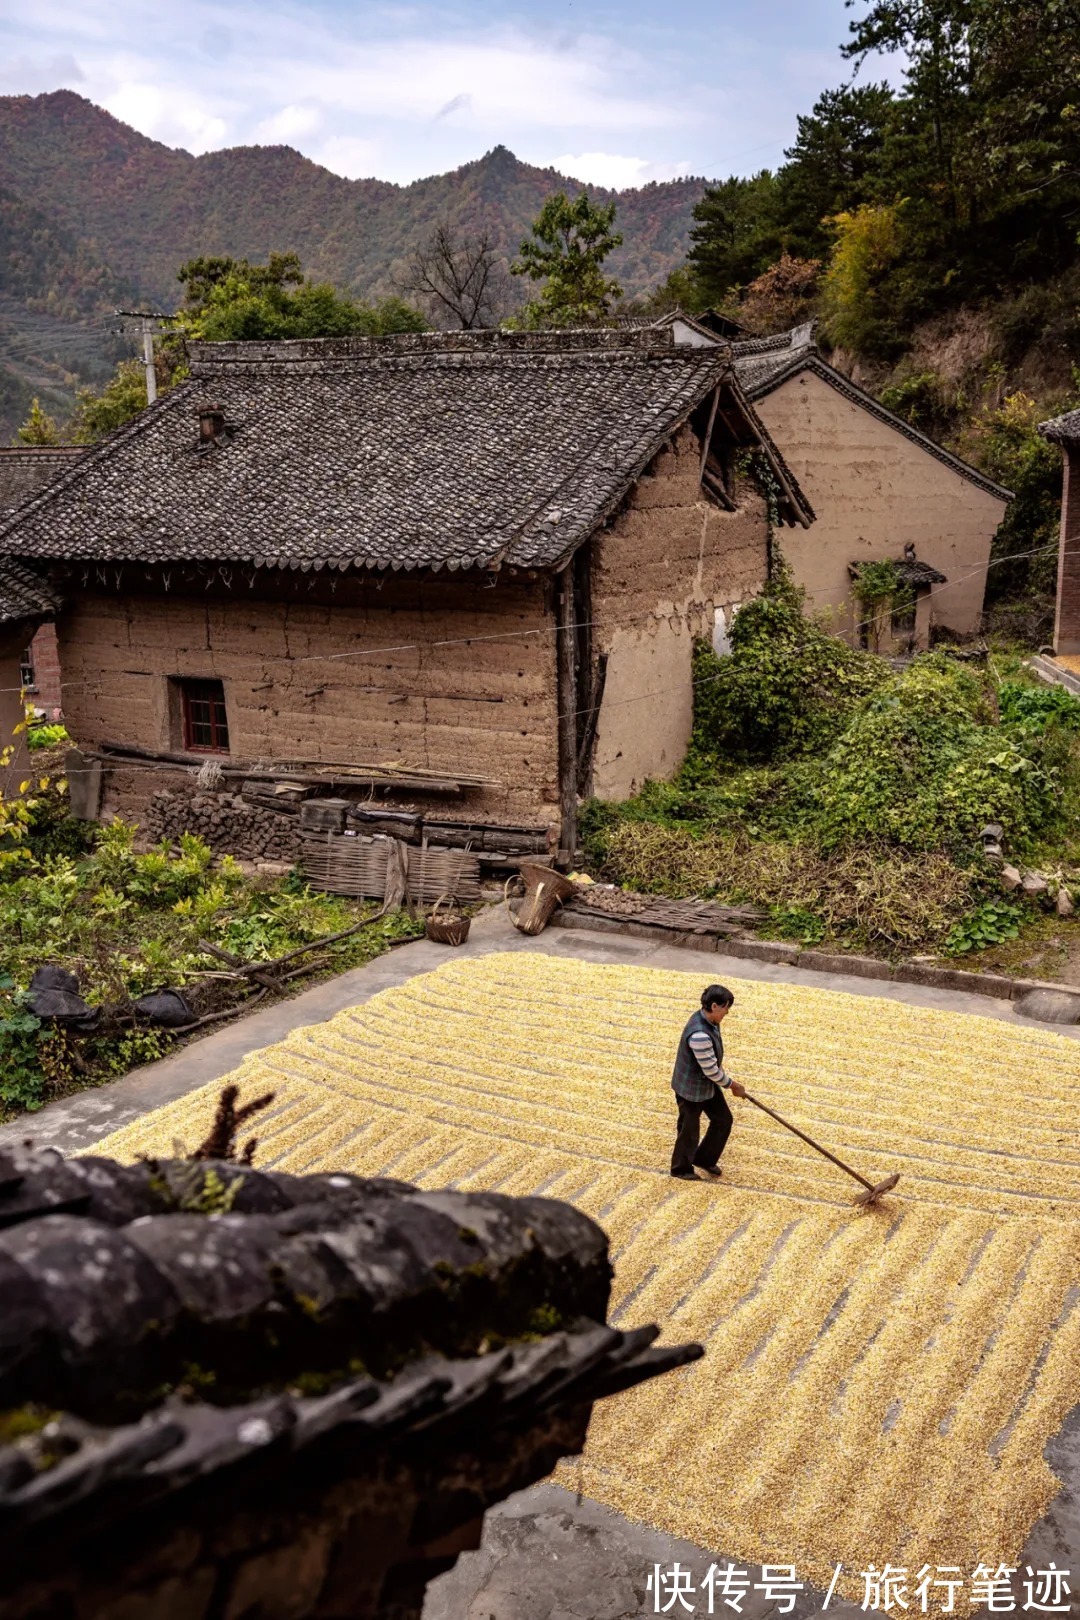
[556,564,578,863]
[698,385,721,483]
[576,650,608,794]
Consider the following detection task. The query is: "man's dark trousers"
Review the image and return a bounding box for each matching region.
[671,1089,733,1177]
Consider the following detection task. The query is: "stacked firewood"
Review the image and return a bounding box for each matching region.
[148,791,301,862]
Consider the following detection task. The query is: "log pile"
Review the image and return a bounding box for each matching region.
[148,790,302,863]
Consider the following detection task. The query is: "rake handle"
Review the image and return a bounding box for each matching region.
[741,1089,874,1193]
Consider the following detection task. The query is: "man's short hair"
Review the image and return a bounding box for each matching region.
[701,984,735,1012]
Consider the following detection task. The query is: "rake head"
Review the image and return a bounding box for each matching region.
[853,1172,901,1207]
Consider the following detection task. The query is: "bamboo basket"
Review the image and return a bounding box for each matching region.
[424,895,472,946]
[506,862,577,935]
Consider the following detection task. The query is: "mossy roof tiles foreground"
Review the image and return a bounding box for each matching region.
[0,330,776,574]
[0,1143,698,1548]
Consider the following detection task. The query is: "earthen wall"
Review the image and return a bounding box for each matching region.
[754,369,1007,641]
[0,626,30,795]
[590,422,770,799]
[56,572,561,827]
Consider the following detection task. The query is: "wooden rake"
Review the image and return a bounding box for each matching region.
[741,1088,900,1207]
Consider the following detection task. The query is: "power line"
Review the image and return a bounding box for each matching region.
[9,541,1060,717]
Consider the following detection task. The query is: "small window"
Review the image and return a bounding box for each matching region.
[20,647,35,691]
[180,679,230,753]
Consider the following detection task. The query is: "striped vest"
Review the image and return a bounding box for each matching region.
[671,1010,724,1102]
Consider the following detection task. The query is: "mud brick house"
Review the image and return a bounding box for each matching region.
[0,1141,698,1619]
[0,558,62,789]
[0,328,811,854]
[730,327,1010,649]
[0,447,84,714]
[1038,407,1080,655]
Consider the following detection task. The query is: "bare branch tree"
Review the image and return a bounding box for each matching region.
[400,222,510,329]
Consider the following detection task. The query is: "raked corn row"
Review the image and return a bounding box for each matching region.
[91,953,1080,1610]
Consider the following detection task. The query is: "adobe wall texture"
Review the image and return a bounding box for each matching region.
[1055,447,1080,655]
[0,626,30,795]
[27,621,62,714]
[754,369,1007,641]
[590,421,769,800]
[56,572,561,827]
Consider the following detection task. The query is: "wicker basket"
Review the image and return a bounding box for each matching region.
[505,862,578,936]
[425,895,472,946]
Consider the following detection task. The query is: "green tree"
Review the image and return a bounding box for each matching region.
[70,361,148,444]
[511,193,624,326]
[686,172,782,307]
[16,397,62,445]
[775,83,898,254]
[176,253,426,342]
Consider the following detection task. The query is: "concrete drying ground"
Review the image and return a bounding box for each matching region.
[7,909,1080,1619]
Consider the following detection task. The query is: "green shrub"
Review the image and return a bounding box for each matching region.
[810,657,1059,851]
[692,567,887,762]
[27,722,69,752]
[998,680,1080,735]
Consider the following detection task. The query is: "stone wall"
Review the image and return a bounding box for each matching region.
[590,422,770,799]
[754,369,1007,642]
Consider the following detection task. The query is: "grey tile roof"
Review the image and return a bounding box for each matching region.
[0,452,78,623]
[0,330,810,574]
[1038,407,1080,445]
[732,329,1012,502]
[0,447,85,512]
[0,557,60,625]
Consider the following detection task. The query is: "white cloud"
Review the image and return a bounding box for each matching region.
[254,103,323,144]
[1,0,828,186]
[103,80,228,151]
[307,134,382,180]
[549,151,693,188]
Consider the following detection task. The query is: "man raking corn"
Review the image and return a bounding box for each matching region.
[670,984,901,1204]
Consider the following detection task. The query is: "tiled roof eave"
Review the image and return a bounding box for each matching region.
[741,351,1013,503]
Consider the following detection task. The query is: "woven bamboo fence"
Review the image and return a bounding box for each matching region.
[302,833,480,905]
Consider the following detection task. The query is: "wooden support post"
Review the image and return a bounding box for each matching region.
[556,563,578,865]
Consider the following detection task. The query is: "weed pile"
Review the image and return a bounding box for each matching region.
[0,816,421,1116]
[584,574,1080,955]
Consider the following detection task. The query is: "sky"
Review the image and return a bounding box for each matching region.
[0,0,896,190]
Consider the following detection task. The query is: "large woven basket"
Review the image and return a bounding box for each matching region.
[506,862,577,936]
[424,895,471,947]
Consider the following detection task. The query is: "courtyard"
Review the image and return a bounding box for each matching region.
[85,927,1080,1612]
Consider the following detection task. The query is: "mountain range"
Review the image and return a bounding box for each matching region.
[0,90,710,440]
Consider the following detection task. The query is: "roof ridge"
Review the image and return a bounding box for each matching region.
[736,348,1012,502]
[186,327,677,370]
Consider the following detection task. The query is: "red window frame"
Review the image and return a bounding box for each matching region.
[180,679,230,754]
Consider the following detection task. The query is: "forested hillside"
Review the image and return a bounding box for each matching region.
[673,0,1080,618]
[0,89,706,438]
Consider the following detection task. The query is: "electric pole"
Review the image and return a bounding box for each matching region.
[112,310,176,404]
